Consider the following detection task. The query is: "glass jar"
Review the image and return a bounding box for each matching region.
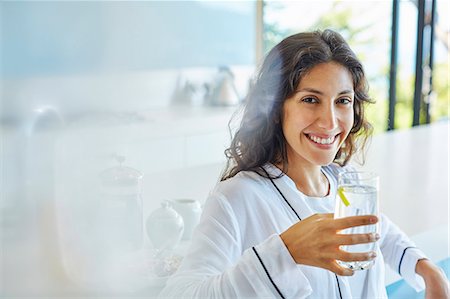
[56,155,146,292]
[98,156,143,251]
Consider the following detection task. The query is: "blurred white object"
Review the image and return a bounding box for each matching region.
[98,155,144,251]
[171,199,202,240]
[206,66,241,106]
[55,155,145,292]
[146,201,184,253]
[26,105,65,135]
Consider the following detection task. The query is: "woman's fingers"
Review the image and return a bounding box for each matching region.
[336,250,377,262]
[328,260,354,276]
[280,213,380,275]
[333,215,378,230]
[337,232,380,245]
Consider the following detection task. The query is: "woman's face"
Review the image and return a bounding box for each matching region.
[281,61,355,167]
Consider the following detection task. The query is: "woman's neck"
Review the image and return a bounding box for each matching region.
[277,161,330,198]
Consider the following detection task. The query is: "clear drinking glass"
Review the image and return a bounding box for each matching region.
[334,171,379,270]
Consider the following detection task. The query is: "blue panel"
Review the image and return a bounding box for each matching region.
[1,1,255,78]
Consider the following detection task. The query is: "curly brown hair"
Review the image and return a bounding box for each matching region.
[221,29,373,181]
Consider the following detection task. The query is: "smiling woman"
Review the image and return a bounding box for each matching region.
[222,30,373,181]
[158,29,449,299]
[281,62,355,170]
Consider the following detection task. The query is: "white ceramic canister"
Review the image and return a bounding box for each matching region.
[170,199,202,240]
[146,201,184,251]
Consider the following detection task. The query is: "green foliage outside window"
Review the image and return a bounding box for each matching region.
[263,1,449,134]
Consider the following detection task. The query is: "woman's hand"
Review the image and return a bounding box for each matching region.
[279,213,379,276]
[416,259,449,299]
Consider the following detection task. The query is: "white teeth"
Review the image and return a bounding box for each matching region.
[308,134,335,145]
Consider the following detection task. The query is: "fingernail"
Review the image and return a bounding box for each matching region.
[370,251,377,258]
[370,216,378,223]
[345,269,354,276]
[369,233,379,242]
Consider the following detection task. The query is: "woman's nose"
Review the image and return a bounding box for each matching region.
[317,105,338,130]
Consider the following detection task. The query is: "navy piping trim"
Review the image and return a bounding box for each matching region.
[398,246,416,275]
[252,246,286,299]
[335,275,343,299]
[259,166,343,299]
[259,167,302,221]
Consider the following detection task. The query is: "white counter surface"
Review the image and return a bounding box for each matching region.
[356,121,449,285]
[357,121,448,239]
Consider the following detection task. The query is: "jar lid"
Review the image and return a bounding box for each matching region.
[99,156,143,194]
[148,200,180,220]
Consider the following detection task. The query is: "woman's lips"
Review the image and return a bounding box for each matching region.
[305,133,339,145]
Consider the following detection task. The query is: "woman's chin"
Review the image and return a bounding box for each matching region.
[310,154,337,166]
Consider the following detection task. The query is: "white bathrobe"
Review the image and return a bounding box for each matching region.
[158,163,426,298]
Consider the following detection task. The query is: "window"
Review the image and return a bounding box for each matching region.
[263,0,449,132]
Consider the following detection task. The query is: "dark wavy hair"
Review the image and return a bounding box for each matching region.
[221,29,374,181]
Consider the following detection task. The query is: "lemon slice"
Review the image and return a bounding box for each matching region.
[338,187,350,207]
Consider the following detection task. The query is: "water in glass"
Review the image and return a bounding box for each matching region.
[335,172,379,270]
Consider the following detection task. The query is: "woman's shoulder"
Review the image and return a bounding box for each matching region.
[213,169,266,197]
[205,170,271,219]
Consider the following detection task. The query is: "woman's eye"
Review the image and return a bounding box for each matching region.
[302,97,318,104]
[337,98,352,105]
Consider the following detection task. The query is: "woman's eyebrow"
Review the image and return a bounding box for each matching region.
[295,88,354,95]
